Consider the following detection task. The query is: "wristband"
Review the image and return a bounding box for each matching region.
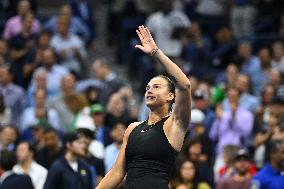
[150,48,159,56]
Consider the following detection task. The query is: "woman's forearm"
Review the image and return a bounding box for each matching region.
[153,49,190,90]
[96,167,125,189]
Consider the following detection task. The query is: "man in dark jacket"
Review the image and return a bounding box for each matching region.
[43,132,93,189]
[0,150,34,189]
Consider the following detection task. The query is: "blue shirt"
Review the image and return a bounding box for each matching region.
[250,163,284,189]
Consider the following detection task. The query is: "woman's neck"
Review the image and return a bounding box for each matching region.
[148,108,169,125]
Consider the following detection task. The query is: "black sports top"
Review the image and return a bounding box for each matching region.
[125,117,178,189]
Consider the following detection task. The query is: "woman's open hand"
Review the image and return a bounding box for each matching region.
[135,25,158,55]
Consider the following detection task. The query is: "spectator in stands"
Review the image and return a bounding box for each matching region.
[195,0,229,38]
[182,21,212,79]
[214,145,240,182]
[50,15,86,77]
[0,94,11,125]
[180,138,214,186]
[68,0,96,47]
[215,63,239,88]
[235,41,259,75]
[269,69,283,89]
[84,85,101,106]
[3,0,40,40]
[216,149,254,189]
[0,125,18,153]
[43,132,93,189]
[271,41,284,74]
[90,104,112,147]
[8,12,37,88]
[0,64,25,127]
[44,4,90,44]
[210,87,254,157]
[21,89,60,131]
[192,89,215,134]
[145,0,190,58]
[250,48,272,96]
[13,141,47,189]
[223,73,260,113]
[170,159,211,189]
[31,48,69,97]
[229,0,256,38]
[0,39,8,64]
[26,69,48,107]
[76,125,105,186]
[104,122,126,173]
[92,58,125,105]
[211,25,237,72]
[64,93,89,132]
[35,127,62,170]
[146,0,190,57]
[250,139,284,189]
[0,150,34,189]
[47,74,76,132]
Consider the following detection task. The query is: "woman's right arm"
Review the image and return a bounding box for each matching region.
[96,123,138,189]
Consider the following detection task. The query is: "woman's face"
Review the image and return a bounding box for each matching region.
[145,77,174,109]
[180,161,195,182]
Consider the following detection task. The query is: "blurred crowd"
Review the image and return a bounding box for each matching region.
[0,0,284,189]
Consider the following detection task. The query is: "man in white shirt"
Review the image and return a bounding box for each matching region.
[13,142,47,189]
[146,0,190,57]
[50,15,86,76]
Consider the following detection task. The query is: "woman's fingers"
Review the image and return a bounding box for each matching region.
[139,25,148,39]
[136,30,143,42]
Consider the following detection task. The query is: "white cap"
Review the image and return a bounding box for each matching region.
[191,109,205,124]
[75,114,96,131]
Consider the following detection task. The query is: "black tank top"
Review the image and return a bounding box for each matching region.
[125,117,178,189]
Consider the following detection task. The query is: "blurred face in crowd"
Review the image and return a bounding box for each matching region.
[258,48,271,68]
[22,13,34,33]
[86,87,100,105]
[188,142,201,161]
[67,137,87,157]
[35,89,46,108]
[180,160,196,182]
[0,40,7,57]
[38,32,51,48]
[272,42,284,60]
[92,60,109,80]
[111,123,126,144]
[272,126,284,140]
[16,143,33,164]
[61,74,75,93]
[228,88,240,107]
[57,16,70,36]
[0,126,17,147]
[238,42,252,60]
[226,64,239,86]
[34,71,47,89]
[262,85,274,105]
[234,157,250,175]
[0,66,12,85]
[236,74,250,93]
[44,131,59,150]
[270,69,282,87]
[92,112,104,127]
[42,49,55,68]
[60,5,72,17]
[18,0,30,16]
[216,27,232,43]
[271,141,284,167]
